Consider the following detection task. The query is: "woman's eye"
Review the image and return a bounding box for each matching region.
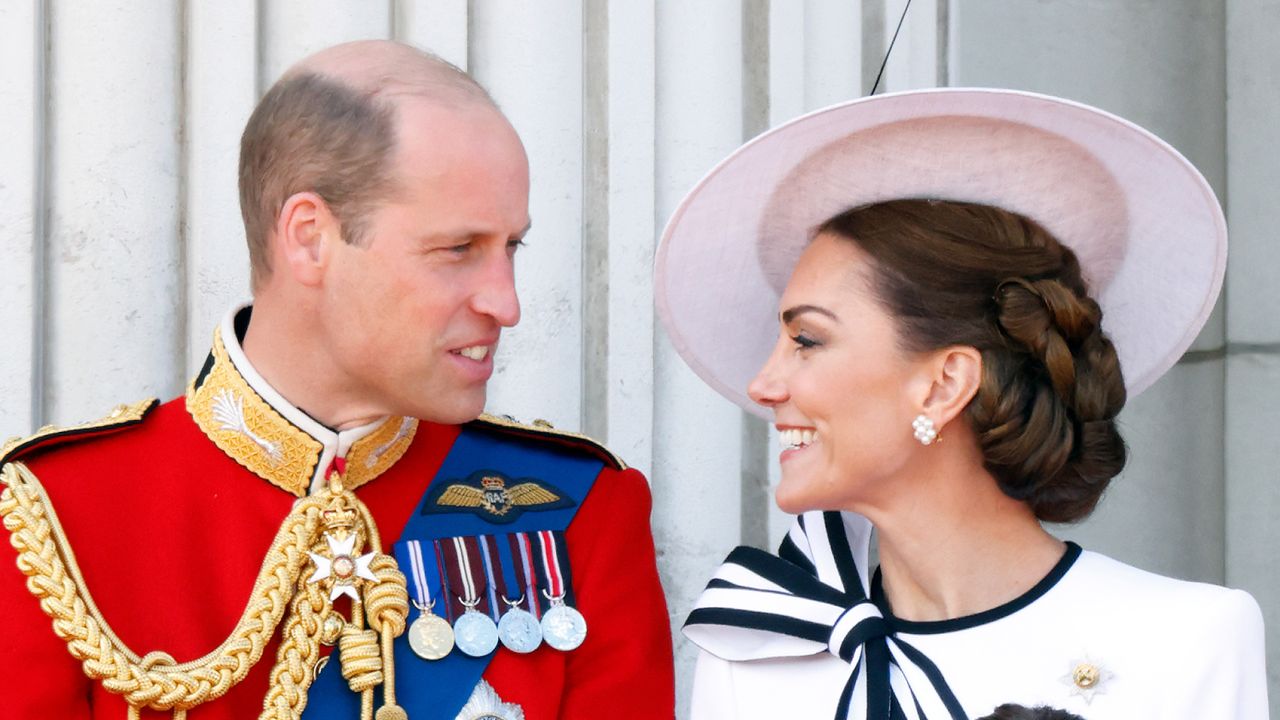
[448,241,473,255]
[790,334,820,350]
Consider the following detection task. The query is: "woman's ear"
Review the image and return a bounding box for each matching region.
[921,345,983,429]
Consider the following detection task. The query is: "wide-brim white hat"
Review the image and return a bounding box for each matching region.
[655,87,1226,418]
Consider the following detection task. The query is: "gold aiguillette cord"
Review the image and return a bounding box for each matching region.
[0,461,408,720]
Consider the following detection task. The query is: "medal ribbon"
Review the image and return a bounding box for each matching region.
[492,535,523,607]
[446,536,491,618]
[536,529,565,599]
[683,511,969,720]
[405,540,433,609]
[514,533,543,618]
[551,531,576,605]
[476,535,502,621]
[533,530,577,605]
[433,540,455,622]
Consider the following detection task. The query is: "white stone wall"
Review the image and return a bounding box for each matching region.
[1225,1,1280,713]
[0,1,1274,716]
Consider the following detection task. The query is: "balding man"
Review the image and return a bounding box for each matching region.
[0,41,674,720]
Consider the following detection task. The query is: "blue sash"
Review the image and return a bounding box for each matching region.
[301,424,603,719]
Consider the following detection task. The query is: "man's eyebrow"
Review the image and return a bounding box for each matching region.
[780,304,839,324]
[420,220,533,244]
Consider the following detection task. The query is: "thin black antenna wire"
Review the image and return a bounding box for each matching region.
[870,0,913,96]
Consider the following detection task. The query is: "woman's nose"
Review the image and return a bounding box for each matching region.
[747,342,789,409]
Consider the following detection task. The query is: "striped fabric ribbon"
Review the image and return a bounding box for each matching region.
[684,511,968,720]
[405,539,433,609]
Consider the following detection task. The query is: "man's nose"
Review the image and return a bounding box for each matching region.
[473,254,521,327]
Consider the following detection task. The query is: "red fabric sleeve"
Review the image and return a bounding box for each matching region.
[560,466,675,719]
[0,471,93,720]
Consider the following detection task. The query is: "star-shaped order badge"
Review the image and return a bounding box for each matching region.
[308,532,378,601]
[1060,656,1114,704]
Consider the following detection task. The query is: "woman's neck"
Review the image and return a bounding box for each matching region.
[858,460,1065,623]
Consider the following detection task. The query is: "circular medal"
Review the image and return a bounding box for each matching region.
[541,603,587,651]
[497,606,543,654]
[408,612,455,660]
[453,609,500,657]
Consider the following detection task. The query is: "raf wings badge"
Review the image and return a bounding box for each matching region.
[422,470,575,523]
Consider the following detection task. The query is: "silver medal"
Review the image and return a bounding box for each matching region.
[497,598,543,654]
[454,599,500,657]
[408,606,455,660]
[540,596,587,651]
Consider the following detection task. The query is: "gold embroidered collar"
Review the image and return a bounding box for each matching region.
[186,307,418,497]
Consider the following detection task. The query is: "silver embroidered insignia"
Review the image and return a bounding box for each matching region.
[455,679,525,720]
[211,388,283,462]
[367,417,415,468]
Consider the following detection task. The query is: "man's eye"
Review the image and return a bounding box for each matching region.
[790,334,820,349]
[507,238,526,253]
[448,241,473,254]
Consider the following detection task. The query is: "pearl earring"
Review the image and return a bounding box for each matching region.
[912,415,938,445]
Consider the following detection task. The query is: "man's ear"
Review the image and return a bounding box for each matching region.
[920,345,983,430]
[273,191,340,287]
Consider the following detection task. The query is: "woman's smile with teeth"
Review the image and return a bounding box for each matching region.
[779,428,817,449]
[456,345,490,361]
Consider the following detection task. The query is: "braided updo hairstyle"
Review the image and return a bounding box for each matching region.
[818,199,1127,523]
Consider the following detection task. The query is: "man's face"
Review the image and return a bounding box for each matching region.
[319,98,530,425]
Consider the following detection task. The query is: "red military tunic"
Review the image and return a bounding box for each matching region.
[0,309,674,719]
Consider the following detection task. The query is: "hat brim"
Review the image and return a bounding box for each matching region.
[655,88,1226,418]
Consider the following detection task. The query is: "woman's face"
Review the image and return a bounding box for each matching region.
[748,233,933,514]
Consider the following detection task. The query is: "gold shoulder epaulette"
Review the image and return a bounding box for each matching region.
[0,398,159,466]
[472,413,627,470]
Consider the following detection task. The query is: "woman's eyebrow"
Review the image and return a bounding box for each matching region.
[780,304,839,324]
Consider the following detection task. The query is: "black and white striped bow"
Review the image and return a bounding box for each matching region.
[684,512,968,720]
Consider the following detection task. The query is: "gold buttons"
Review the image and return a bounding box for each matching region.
[320,615,344,646]
[1072,662,1100,689]
[1062,657,1111,703]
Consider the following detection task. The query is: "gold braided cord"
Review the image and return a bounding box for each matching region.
[357,501,410,720]
[259,582,328,720]
[0,460,328,709]
[0,459,399,718]
[365,555,408,718]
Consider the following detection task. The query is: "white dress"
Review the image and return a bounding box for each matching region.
[686,512,1267,720]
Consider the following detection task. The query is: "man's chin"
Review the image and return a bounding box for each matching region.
[403,392,487,425]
